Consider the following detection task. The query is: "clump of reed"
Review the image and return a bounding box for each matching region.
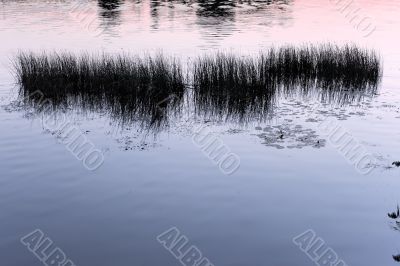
[14,44,382,127]
[15,52,185,96]
[14,52,185,129]
[192,44,381,121]
[193,44,380,89]
[192,53,277,122]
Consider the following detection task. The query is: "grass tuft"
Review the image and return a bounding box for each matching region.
[14,52,185,129]
[192,44,381,121]
[14,44,382,126]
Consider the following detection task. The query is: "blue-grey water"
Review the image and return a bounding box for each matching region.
[1,1,400,265]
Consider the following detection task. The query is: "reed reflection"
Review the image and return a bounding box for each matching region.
[97,0,124,35]
[196,0,292,45]
[146,0,292,43]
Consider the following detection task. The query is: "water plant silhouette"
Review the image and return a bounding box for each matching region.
[192,44,381,122]
[14,44,381,129]
[14,52,185,130]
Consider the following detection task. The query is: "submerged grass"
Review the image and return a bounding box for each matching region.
[14,44,382,126]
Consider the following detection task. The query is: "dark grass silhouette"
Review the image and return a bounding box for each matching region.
[14,52,185,129]
[192,44,381,122]
[192,53,277,122]
[14,44,381,127]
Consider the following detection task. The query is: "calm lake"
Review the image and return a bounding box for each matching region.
[1,0,400,265]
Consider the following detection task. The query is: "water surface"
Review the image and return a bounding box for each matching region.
[1,1,400,265]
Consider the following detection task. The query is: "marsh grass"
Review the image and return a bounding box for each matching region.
[14,52,185,129]
[14,44,381,127]
[192,44,381,121]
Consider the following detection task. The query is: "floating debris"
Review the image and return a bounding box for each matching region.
[255,124,326,149]
[388,205,400,219]
[392,161,400,167]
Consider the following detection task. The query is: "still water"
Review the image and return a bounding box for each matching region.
[1,0,400,265]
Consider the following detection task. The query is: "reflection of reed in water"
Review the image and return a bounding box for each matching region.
[98,0,124,20]
[96,0,125,36]
[147,0,293,43]
[193,44,381,122]
[196,0,236,17]
[14,44,381,130]
[14,52,185,131]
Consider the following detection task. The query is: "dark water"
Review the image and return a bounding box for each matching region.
[1,1,400,265]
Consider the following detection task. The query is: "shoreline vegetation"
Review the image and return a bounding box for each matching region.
[14,44,382,127]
